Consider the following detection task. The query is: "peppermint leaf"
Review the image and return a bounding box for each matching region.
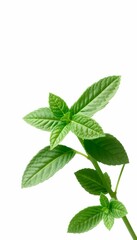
[68,206,103,233]
[50,122,71,149]
[110,200,128,218]
[70,76,120,117]
[100,193,109,208]
[103,213,114,230]
[71,114,104,140]
[22,145,75,188]
[23,107,60,131]
[75,169,108,195]
[49,93,69,117]
[84,134,129,165]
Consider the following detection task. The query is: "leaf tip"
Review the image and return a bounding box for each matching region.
[21,181,25,188]
[23,115,27,122]
[67,224,73,233]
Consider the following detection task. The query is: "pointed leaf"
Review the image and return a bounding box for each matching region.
[23,107,60,131]
[75,169,108,195]
[84,134,129,165]
[110,200,128,218]
[49,93,69,117]
[103,213,114,230]
[100,193,109,207]
[70,76,121,117]
[104,172,112,189]
[22,145,76,188]
[71,114,104,140]
[50,122,71,149]
[68,206,103,233]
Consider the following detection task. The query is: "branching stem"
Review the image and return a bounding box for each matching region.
[76,141,137,240]
[115,164,125,194]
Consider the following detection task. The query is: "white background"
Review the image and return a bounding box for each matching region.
[0,0,137,239]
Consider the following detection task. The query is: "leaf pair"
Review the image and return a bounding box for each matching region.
[68,194,127,233]
[24,76,121,149]
[100,194,128,230]
[22,133,128,188]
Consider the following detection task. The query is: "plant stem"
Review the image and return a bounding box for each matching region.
[122,217,137,240]
[76,142,137,240]
[115,164,125,194]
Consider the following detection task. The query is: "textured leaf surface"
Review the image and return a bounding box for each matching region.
[84,134,129,165]
[50,122,71,149]
[100,193,109,207]
[22,145,75,188]
[75,169,108,195]
[110,200,127,218]
[23,108,60,131]
[71,114,104,140]
[49,93,69,117]
[68,206,103,233]
[70,76,120,117]
[103,213,114,230]
[104,172,112,189]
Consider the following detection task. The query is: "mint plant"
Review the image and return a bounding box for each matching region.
[22,76,137,239]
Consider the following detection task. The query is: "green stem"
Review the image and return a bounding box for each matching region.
[76,141,137,240]
[122,217,137,240]
[115,164,125,194]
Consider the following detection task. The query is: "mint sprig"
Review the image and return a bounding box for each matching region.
[22,76,137,239]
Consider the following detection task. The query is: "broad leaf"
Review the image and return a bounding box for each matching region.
[50,122,71,149]
[68,206,103,233]
[71,114,104,140]
[103,213,114,230]
[110,200,127,218]
[84,134,129,165]
[23,107,60,131]
[75,169,108,195]
[49,93,69,117]
[100,193,109,207]
[22,145,75,188]
[70,76,120,117]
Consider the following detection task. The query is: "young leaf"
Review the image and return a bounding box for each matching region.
[84,134,129,165]
[70,76,120,117]
[103,213,114,230]
[49,93,69,117]
[50,122,71,149]
[68,206,103,233]
[22,145,75,188]
[75,169,108,195]
[23,107,60,131]
[110,200,128,218]
[71,114,104,140]
[100,193,109,207]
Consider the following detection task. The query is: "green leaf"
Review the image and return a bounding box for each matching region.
[104,172,112,189]
[100,193,109,207]
[110,200,127,218]
[75,169,108,195]
[50,122,71,149]
[68,206,103,233]
[22,145,75,188]
[23,107,60,131]
[103,213,114,230]
[49,93,69,117]
[70,76,121,117]
[84,134,129,165]
[71,114,104,140]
